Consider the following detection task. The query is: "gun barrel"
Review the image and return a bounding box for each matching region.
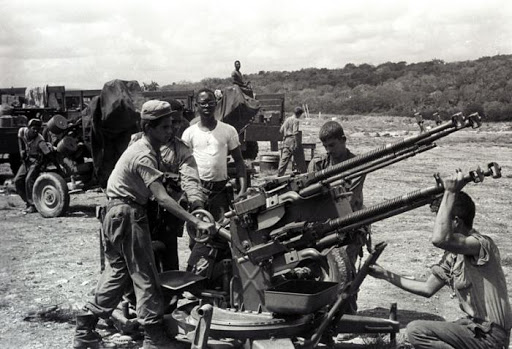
[315,162,500,250]
[309,114,477,186]
[299,143,437,198]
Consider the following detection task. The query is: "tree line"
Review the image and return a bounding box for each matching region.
[160,54,512,121]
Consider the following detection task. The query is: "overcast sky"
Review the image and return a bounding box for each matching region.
[1,0,511,89]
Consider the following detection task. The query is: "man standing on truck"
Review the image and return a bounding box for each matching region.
[277,106,307,176]
[14,118,52,214]
[73,100,216,349]
[181,88,247,273]
[308,120,367,318]
[231,60,254,98]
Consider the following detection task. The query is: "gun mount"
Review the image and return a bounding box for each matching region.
[164,112,498,348]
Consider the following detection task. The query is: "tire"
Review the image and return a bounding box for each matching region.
[32,172,70,218]
[299,250,346,283]
[328,247,350,287]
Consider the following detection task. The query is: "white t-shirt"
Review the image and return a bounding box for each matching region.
[181,121,240,181]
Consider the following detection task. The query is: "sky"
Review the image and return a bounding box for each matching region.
[1,0,511,89]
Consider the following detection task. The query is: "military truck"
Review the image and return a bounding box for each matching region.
[0,86,69,174]
[1,81,288,217]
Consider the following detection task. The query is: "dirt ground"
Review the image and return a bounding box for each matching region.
[1,115,511,349]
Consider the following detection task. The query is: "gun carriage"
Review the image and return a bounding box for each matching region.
[112,112,501,348]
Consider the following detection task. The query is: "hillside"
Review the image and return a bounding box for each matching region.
[161,54,512,121]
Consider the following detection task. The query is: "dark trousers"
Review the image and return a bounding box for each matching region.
[147,199,182,272]
[407,318,510,349]
[86,201,164,326]
[277,137,306,176]
[187,180,231,270]
[14,161,41,206]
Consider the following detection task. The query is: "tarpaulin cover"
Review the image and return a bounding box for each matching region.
[215,85,261,133]
[88,79,142,188]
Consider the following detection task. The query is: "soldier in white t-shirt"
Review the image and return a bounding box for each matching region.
[181,88,247,273]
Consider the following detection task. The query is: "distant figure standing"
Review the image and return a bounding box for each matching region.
[434,112,442,126]
[414,112,426,133]
[277,107,307,176]
[231,60,254,97]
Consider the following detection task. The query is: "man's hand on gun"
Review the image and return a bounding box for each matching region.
[442,169,467,193]
[195,220,216,240]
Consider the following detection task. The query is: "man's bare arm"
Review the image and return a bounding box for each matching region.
[149,181,215,234]
[369,264,445,298]
[431,170,480,256]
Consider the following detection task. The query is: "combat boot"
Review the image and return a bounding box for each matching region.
[143,323,177,349]
[73,312,115,349]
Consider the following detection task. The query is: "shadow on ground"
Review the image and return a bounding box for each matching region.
[359,307,445,328]
[66,203,98,218]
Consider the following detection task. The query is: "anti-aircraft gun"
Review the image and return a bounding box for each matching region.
[159,112,501,348]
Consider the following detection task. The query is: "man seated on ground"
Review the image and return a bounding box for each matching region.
[182,88,247,276]
[73,100,216,349]
[308,120,367,316]
[369,169,512,349]
[231,60,254,97]
[14,118,53,214]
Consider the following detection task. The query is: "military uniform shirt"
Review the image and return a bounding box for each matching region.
[280,116,300,139]
[106,135,163,205]
[432,230,512,331]
[18,127,52,157]
[160,137,206,204]
[308,149,365,212]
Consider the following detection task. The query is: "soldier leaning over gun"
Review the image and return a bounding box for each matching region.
[308,120,367,316]
[73,100,216,349]
[130,99,206,271]
[14,118,53,214]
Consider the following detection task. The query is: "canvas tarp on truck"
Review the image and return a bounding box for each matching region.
[215,85,261,132]
[214,85,262,159]
[86,79,143,188]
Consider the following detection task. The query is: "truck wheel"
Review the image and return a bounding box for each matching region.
[32,172,70,218]
[9,153,21,175]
